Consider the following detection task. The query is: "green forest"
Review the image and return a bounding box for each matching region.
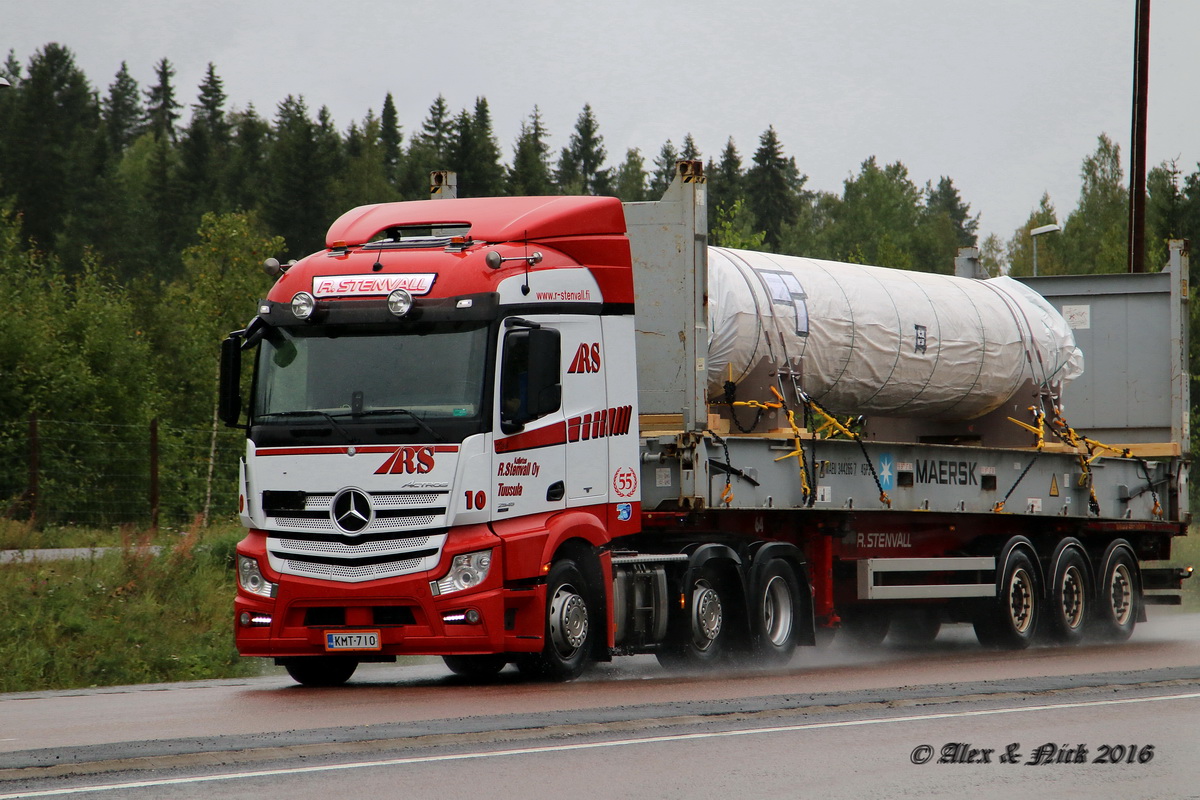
[2,43,1199,525]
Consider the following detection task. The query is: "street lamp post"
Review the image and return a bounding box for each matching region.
[1031,223,1061,276]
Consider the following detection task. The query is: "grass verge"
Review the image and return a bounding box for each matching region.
[0,521,261,692]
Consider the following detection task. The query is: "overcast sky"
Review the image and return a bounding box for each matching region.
[7,1,1199,249]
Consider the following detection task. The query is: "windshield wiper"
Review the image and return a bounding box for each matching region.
[256,410,357,442]
[333,408,445,442]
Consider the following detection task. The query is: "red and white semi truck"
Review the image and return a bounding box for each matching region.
[221,162,1190,686]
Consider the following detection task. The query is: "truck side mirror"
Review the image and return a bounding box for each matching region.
[218,335,244,427]
[500,327,561,433]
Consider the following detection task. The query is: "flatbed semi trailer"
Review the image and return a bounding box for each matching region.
[221,161,1190,685]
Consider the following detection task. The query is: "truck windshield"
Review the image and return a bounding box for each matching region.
[251,322,490,445]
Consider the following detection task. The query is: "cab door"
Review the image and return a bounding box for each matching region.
[557,321,609,507]
[491,319,567,521]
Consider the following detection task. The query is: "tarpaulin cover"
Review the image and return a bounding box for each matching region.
[707,248,1083,420]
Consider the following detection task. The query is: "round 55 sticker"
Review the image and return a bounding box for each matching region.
[613,467,638,498]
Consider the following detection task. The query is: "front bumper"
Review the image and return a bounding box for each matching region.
[234,527,546,658]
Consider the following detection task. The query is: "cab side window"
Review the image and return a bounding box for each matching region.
[500,327,561,432]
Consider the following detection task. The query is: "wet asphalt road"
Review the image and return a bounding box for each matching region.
[2,611,1199,798]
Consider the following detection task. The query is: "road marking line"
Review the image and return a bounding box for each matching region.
[5,690,1199,798]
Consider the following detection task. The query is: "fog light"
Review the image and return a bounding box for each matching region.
[291,291,316,319]
[466,609,481,624]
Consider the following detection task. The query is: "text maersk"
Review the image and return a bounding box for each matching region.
[914,459,978,486]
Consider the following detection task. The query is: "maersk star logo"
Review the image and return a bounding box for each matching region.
[332,488,372,534]
[877,455,895,491]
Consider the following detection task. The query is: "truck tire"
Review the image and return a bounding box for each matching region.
[1043,541,1090,645]
[1090,541,1139,642]
[442,654,509,678]
[838,608,891,648]
[516,558,593,681]
[656,566,729,669]
[974,547,1039,649]
[748,559,800,666]
[889,609,941,646]
[283,656,358,687]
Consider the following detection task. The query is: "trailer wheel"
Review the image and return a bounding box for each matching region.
[1090,542,1139,642]
[517,558,593,681]
[749,559,799,666]
[657,567,728,669]
[974,548,1039,649]
[1044,543,1090,645]
[442,654,509,679]
[282,657,358,687]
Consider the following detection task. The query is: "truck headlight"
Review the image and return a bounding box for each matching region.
[432,550,493,596]
[238,555,277,598]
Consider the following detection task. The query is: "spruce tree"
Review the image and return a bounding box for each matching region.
[924,176,979,248]
[448,98,503,197]
[102,62,145,154]
[680,133,701,162]
[650,139,679,197]
[613,148,649,202]
[264,95,338,257]
[222,105,271,214]
[144,57,181,142]
[557,104,609,195]
[179,64,230,218]
[508,106,554,196]
[0,44,102,256]
[745,126,805,251]
[708,137,745,232]
[192,63,230,142]
[469,97,504,197]
[401,94,452,198]
[380,93,403,185]
[332,111,400,210]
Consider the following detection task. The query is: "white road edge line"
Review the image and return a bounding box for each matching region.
[4,690,1200,798]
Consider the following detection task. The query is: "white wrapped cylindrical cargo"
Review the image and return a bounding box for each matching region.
[707,248,1083,420]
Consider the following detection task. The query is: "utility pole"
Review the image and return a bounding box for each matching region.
[1128,0,1150,273]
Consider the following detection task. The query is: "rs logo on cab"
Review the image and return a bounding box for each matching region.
[568,343,601,374]
[375,446,435,474]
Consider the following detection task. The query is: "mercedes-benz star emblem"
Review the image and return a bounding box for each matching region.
[331,488,372,534]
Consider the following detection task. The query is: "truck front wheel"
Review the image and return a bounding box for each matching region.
[517,558,593,681]
[443,654,509,678]
[282,656,358,687]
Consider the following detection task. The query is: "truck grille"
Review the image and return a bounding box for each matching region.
[264,489,449,583]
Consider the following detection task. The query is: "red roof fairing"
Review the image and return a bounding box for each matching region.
[268,196,634,306]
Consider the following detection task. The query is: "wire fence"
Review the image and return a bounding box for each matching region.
[0,416,244,529]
